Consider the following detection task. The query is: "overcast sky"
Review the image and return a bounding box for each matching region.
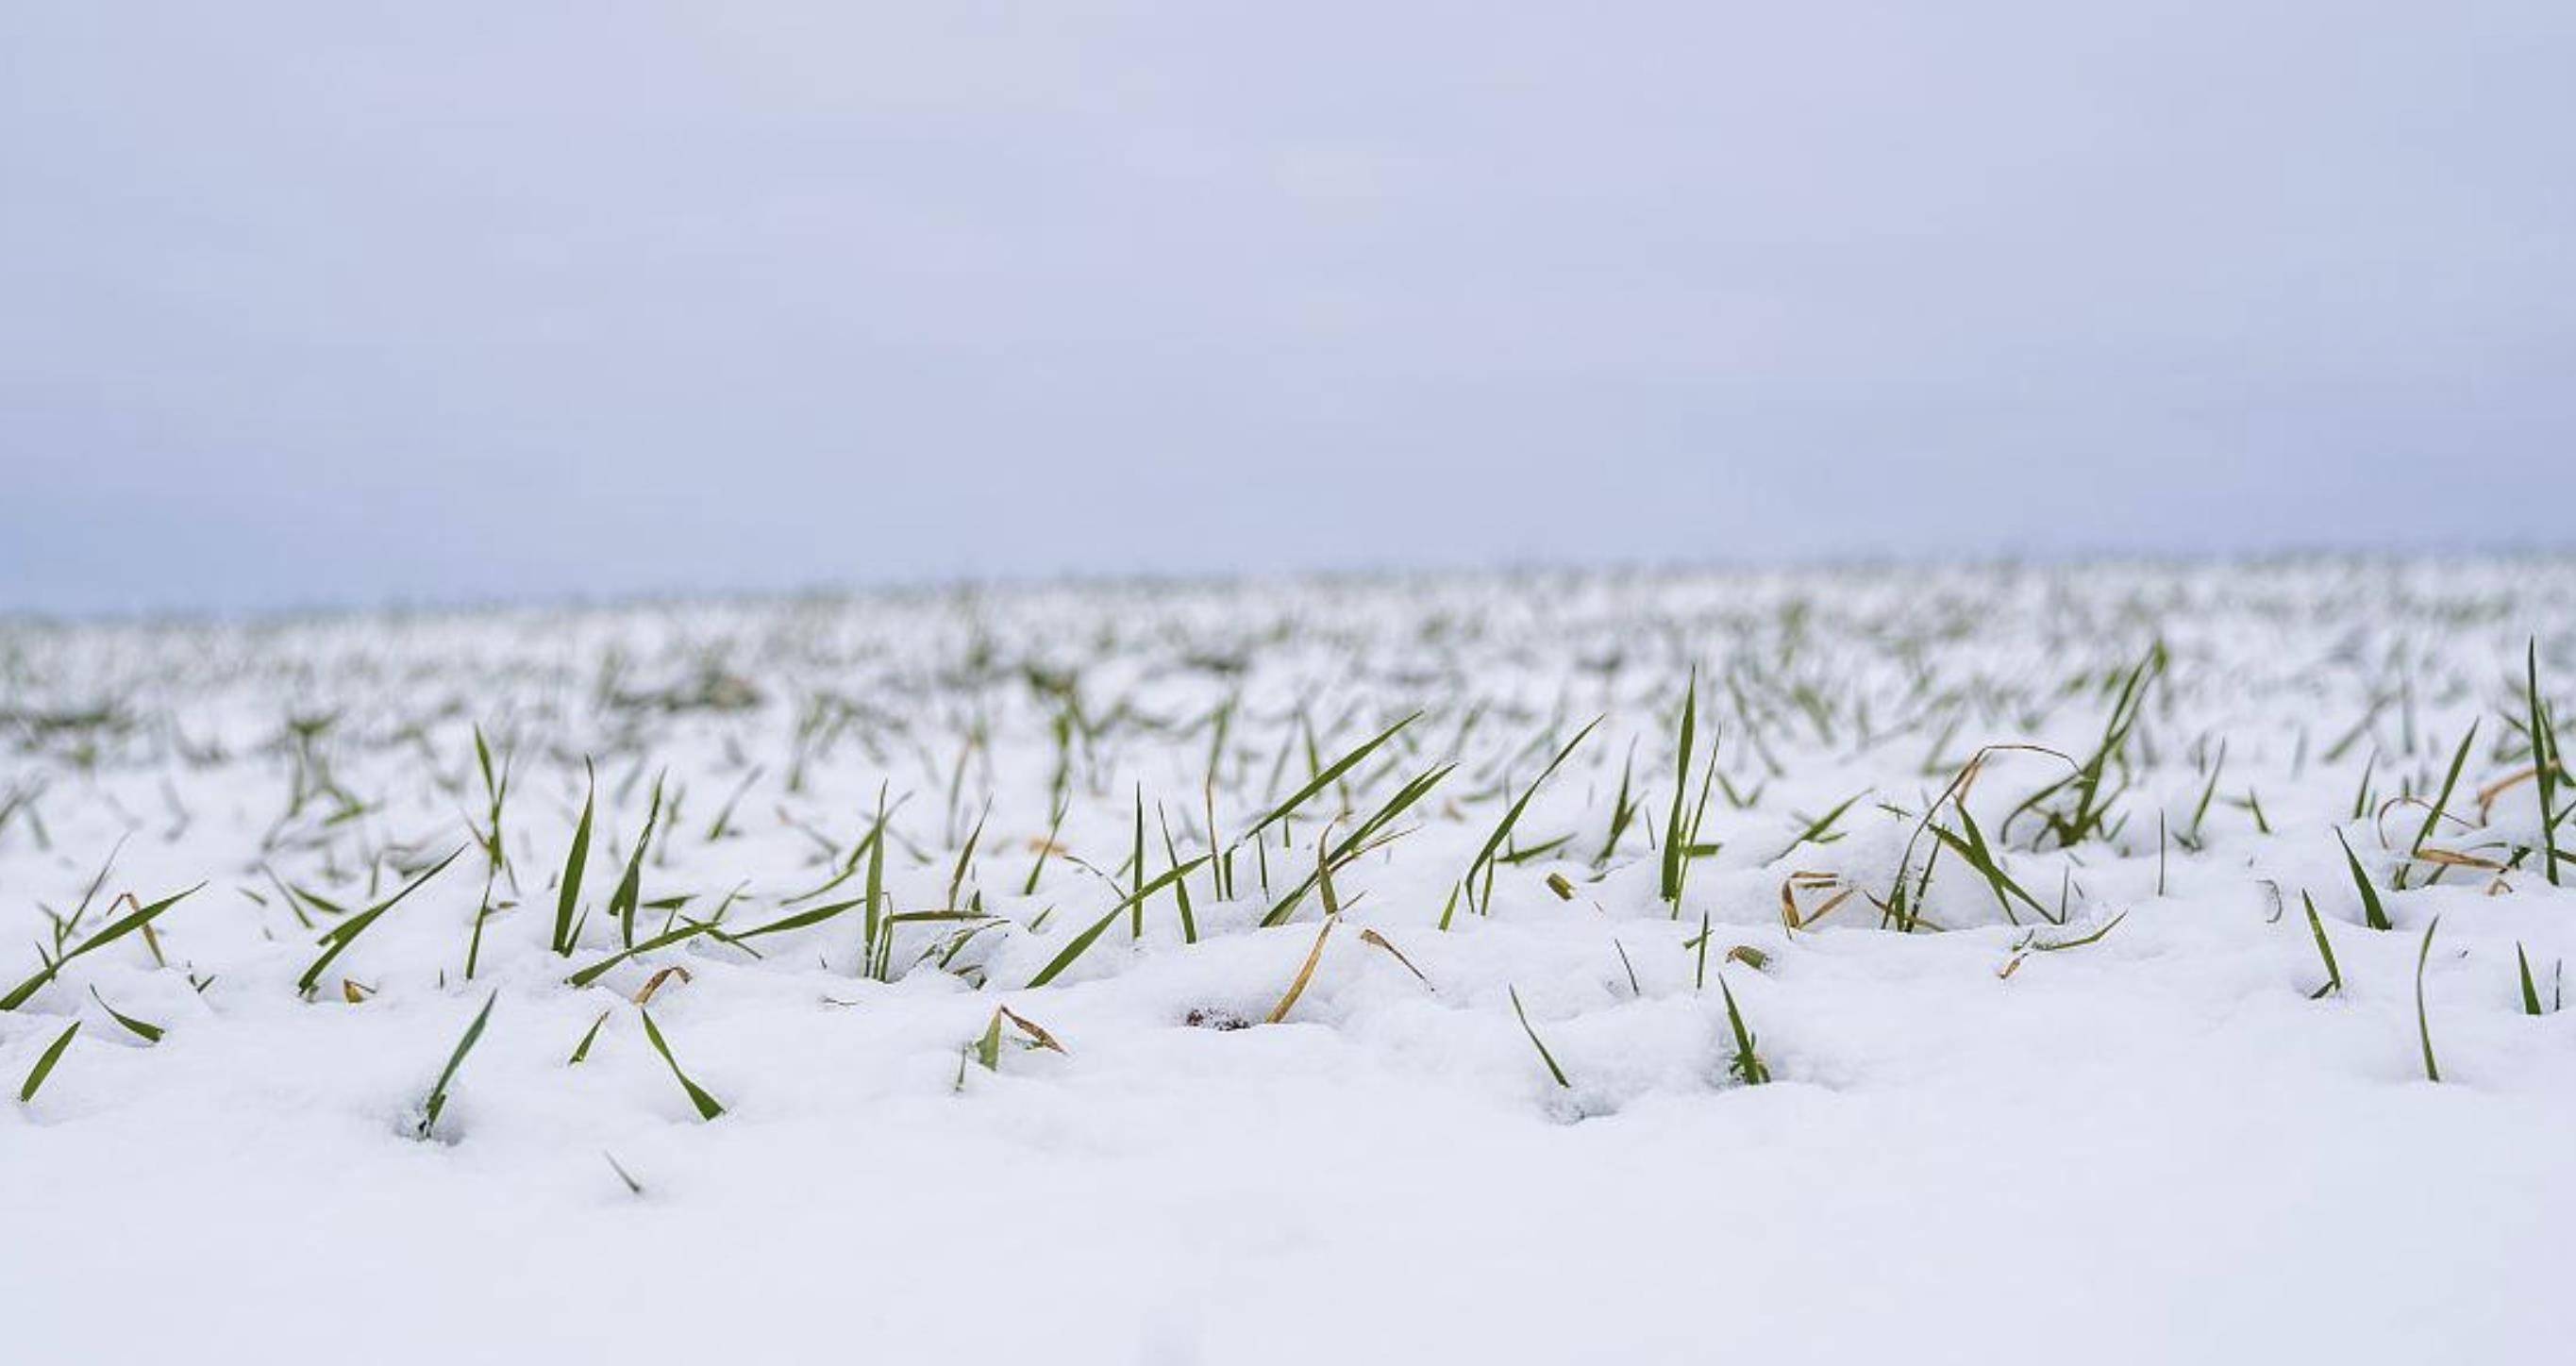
[3,2,2568,614]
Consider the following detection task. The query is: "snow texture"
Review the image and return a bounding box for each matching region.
[4,561,2571,1363]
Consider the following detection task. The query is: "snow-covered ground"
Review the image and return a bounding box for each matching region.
[5,561,2570,1363]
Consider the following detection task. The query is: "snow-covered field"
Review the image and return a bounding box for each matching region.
[4,561,2570,1364]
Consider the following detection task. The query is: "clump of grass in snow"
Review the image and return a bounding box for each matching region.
[298,848,463,997]
[1463,718,1598,913]
[2003,645,2162,850]
[1659,671,1717,914]
[4,881,202,1011]
[1024,857,1208,989]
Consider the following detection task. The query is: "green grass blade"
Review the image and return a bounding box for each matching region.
[3,882,205,1011]
[87,985,164,1043]
[17,1020,80,1102]
[417,989,497,1139]
[2334,828,2390,931]
[565,919,715,989]
[1239,712,1419,844]
[1024,856,1209,988]
[639,1008,726,1120]
[553,761,596,956]
[2414,915,2441,1082]
[568,1008,609,1064]
[297,848,463,996]
[1718,974,1770,1085]
[2301,892,2343,998]
[1507,985,1572,1089]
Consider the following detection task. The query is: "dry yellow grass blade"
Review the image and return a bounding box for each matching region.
[1780,872,1853,929]
[341,978,372,1003]
[2412,847,2506,871]
[1358,927,1430,986]
[1266,916,1338,1024]
[2478,766,2536,821]
[998,1005,1068,1054]
[632,964,693,1006]
[1802,886,1858,926]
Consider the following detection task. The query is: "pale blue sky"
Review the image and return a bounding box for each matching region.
[4,2,2569,614]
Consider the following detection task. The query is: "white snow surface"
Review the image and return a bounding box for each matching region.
[4,562,2572,1363]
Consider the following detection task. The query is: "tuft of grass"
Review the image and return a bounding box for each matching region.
[1259,761,1449,927]
[2004,645,2162,849]
[1465,718,1598,911]
[416,989,496,1139]
[1931,804,2049,926]
[1023,856,1209,989]
[1659,670,1700,910]
[4,881,203,1011]
[1238,711,1419,847]
[297,848,464,997]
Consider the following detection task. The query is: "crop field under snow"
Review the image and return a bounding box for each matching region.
[3,560,2571,1363]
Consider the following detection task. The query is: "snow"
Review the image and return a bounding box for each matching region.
[3,561,2570,1363]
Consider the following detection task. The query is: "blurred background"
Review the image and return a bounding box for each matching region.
[4,1,2568,615]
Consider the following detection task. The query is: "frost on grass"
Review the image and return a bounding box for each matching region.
[2,562,2572,1362]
